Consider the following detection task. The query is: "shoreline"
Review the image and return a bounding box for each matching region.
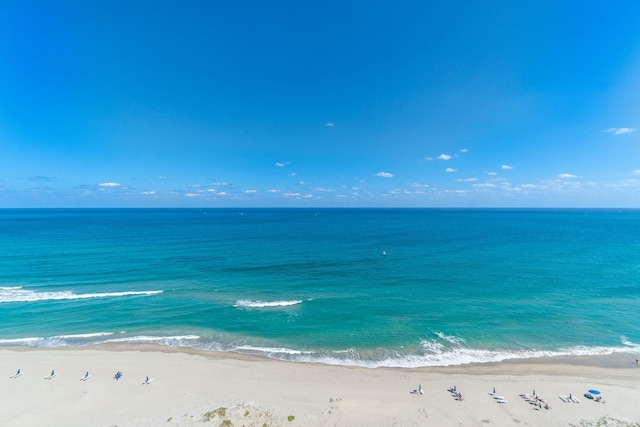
[2,345,640,426]
[3,340,639,369]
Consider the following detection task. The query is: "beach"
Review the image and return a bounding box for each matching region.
[2,210,640,425]
[2,346,639,427]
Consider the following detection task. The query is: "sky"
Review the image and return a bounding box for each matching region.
[1,1,640,208]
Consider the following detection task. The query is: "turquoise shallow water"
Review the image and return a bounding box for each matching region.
[1,208,639,366]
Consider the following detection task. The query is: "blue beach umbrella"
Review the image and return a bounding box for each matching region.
[588,389,601,395]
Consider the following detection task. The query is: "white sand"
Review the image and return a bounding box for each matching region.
[1,345,639,426]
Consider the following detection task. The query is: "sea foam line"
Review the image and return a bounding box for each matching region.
[0,287,163,303]
[0,333,200,348]
[227,342,640,368]
[105,335,201,345]
[233,299,303,308]
[1,336,638,368]
[55,332,115,339]
[0,332,115,347]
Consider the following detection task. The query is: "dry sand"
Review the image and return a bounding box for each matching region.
[1,345,639,426]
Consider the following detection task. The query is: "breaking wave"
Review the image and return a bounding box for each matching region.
[1,330,638,368]
[0,287,163,303]
[233,299,303,308]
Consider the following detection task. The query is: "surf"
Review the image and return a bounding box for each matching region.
[0,287,163,303]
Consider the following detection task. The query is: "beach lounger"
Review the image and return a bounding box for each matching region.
[571,396,581,403]
[493,395,505,400]
[496,399,508,403]
[559,395,569,402]
[142,376,154,385]
[9,369,22,379]
[44,370,56,380]
[80,371,91,381]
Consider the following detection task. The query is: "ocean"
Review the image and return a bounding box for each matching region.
[1,208,639,367]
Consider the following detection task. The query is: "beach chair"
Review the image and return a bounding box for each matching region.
[142,376,154,385]
[44,369,56,380]
[80,371,91,381]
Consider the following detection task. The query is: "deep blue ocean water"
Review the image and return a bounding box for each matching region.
[1,208,639,367]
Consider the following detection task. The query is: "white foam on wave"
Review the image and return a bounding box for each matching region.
[55,332,114,339]
[282,343,640,368]
[0,332,115,347]
[233,345,315,355]
[620,335,637,347]
[3,331,639,367]
[234,299,303,308]
[0,337,41,345]
[0,332,201,348]
[105,335,201,346]
[434,331,465,345]
[0,287,162,303]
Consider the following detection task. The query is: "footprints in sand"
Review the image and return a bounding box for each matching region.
[327,396,342,414]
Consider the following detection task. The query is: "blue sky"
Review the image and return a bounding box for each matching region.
[1,1,640,207]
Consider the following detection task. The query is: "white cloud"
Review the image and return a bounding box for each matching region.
[437,154,452,160]
[634,170,640,175]
[460,148,468,153]
[375,172,395,178]
[218,192,228,196]
[445,168,457,173]
[557,173,577,179]
[325,122,335,127]
[425,156,433,161]
[604,127,636,135]
[410,182,430,188]
[185,193,201,197]
[487,172,497,176]
[99,182,121,187]
[457,177,477,182]
[520,184,539,189]
[473,183,497,188]
[140,191,156,195]
[444,189,470,194]
[266,189,280,193]
[282,192,302,197]
[275,161,290,167]
[157,176,168,180]
[501,164,514,170]
[245,189,257,194]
